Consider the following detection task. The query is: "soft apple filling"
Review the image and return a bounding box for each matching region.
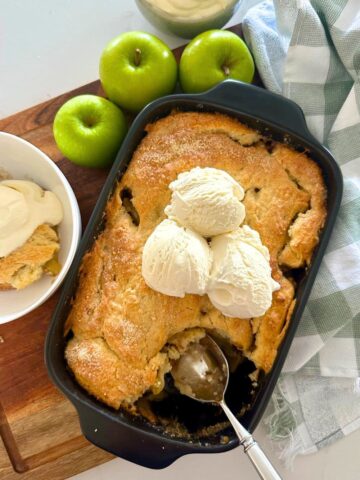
[134,326,260,439]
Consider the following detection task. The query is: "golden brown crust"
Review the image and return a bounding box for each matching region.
[65,337,167,408]
[0,224,60,289]
[272,144,327,267]
[65,111,327,409]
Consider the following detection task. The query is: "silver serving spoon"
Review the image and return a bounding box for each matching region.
[171,335,282,480]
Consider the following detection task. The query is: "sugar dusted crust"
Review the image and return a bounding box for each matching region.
[65,111,327,409]
[0,224,60,290]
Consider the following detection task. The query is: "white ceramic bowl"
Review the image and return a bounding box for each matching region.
[0,132,81,324]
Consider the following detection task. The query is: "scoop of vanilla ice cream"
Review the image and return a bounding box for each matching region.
[164,167,245,237]
[208,226,280,318]
[142,219,212,298]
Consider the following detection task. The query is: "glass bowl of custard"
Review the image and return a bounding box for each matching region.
[135,0,241,39]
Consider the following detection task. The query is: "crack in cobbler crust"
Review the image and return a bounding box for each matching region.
[65,111,327,410]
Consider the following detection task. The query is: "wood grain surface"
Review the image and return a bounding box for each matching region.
[0,78,113,478]
[0,25,245,479]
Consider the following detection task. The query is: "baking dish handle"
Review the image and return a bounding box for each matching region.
[196,80,315,143]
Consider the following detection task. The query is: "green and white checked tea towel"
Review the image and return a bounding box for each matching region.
[243,0,360,462]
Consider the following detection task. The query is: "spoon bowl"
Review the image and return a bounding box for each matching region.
[171,335,229,403]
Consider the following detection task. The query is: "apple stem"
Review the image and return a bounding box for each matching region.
[134,48,141,67]
[222,65,230,76]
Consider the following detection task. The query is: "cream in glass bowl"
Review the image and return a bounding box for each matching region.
[135,0,241,38]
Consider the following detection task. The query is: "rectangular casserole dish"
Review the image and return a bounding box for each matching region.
[45,80,342,469]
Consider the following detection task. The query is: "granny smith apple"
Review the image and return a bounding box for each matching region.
[53,94,127,168]
[179,30,255,93]
[99,31,177,112]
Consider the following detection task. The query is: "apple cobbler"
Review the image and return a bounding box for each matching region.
[0,178,62,290]
[65,111,326,418]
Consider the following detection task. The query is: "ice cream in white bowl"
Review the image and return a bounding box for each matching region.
[0,132,81,324]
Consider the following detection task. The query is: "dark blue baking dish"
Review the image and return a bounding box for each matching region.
[45,80,342,469]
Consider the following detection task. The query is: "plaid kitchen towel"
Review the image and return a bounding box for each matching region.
[243,0,360,462]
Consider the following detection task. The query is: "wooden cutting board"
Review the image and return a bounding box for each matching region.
[0,25,246,479]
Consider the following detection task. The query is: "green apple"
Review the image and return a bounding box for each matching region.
[179,30,255,93]
[53,94,127,168]
[99,31,177,112]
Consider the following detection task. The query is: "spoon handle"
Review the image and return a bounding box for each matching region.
[220,401,282,480]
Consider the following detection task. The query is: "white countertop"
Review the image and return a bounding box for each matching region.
[2,1,359,479]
